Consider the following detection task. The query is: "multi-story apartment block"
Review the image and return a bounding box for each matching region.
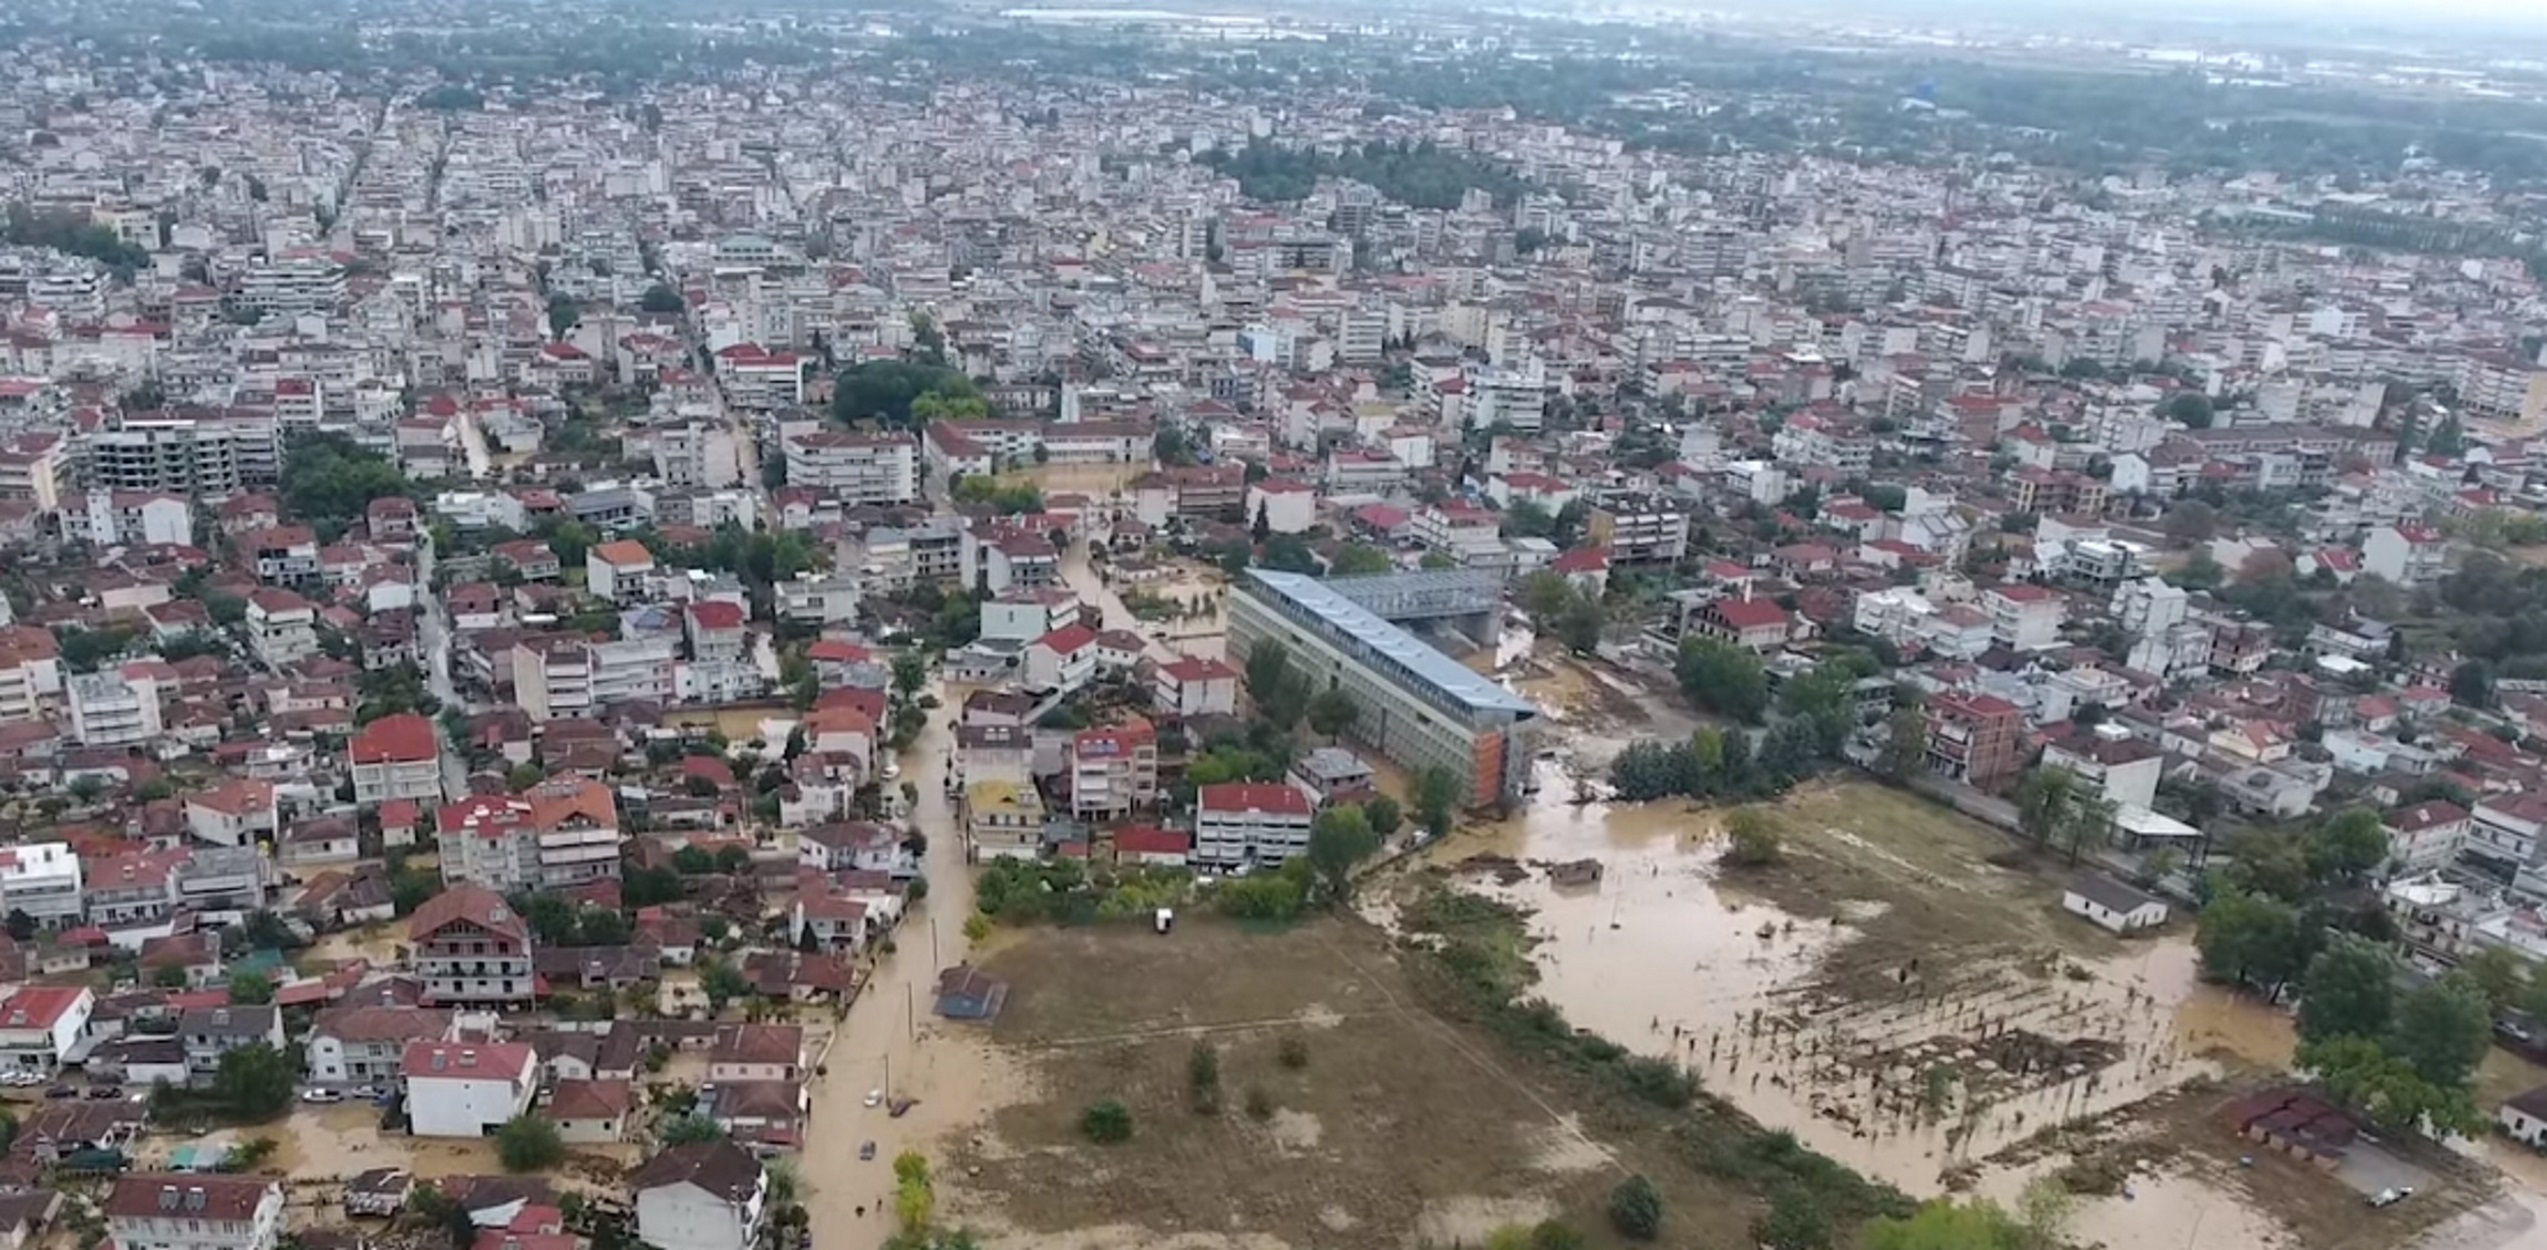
[1193,782,1316,870]
[436,778,623,893]
[1923,691,2024,790]
[67,668,161,747]
[85,412,281,497]
[239,253,347,315]
[244,590,319,669]
[1068,720,1158,823]
[512,634,676,722]
[1586,493,1691,565]
[781,430,917,505]
[409,884,537,1009]
[0,843,83,931]
[653,423,741,489]
[349,713,444,806]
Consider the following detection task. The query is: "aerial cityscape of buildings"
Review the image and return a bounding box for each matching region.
[0,0,2536,1246]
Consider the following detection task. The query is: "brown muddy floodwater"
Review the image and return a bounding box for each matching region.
[1407,759,2292,1204]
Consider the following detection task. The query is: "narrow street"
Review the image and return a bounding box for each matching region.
[799,692,979,1248]
[414,529,469,800]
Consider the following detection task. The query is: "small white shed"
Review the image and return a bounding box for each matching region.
[2061,875,2170,934]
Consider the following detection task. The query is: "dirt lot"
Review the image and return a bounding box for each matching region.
[938,918,1772,1250]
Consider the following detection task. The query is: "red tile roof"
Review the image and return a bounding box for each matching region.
[349,713,437,764]
[1198,782,1312,816]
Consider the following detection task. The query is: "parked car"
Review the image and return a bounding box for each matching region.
[300,1089,344,1104]
[863,1089,883,1108]
[2370,1187,2415,1209]
[858,1141,876,1161]
[44,1086,77,1100]
[83,1086,121,1100]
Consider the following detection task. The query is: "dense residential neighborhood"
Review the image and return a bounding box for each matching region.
[0,0,2542,1248]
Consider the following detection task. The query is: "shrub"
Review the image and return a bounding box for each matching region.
[1188,1042,1221,1115]
[496,1115,565,1172]
[1277,1035,1310,1069]
[1081,1099,1133,1144]
[1244,1085,1274,1120]
[1608,1175,1663,1242]
[1528,1222,1587,1250]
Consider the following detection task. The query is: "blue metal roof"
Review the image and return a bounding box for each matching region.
[1244,569,1539,718]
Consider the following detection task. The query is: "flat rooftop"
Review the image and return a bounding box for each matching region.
[1241,569,1538,719]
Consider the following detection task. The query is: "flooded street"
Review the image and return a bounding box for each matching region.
[799,684,1000,1250]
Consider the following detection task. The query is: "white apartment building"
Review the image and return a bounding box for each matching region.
[85,413,282,497]
[85,491,193,548]
[775,573,862,626]
[781,430,918,505]
[1193,782,1316,870]
[513,634,676,722]
[436,779,623,893]
[348,713,444,806]
[0,843,83,930]
[104,1176,286,1250]
[239,254,347,316]
[67,669,161,747]
[654,423,741,489]
[244,590,318,669]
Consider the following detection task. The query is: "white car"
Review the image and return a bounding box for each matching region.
[300,1089,344,1104]
[863,1089,884,1107]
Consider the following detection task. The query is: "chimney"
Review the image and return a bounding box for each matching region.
[158,1186,179,1211]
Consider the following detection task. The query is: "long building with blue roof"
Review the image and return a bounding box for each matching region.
[1228,568,1541,809]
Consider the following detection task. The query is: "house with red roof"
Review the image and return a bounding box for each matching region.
[2297,547,2361,585]
[0,984,93,1071]
[1194,783,1314,870]
[684,600,749,665]
[1690,594,1792,653]
[1069,720,1157,822]
[1151,655,1238,718]
[408,884,536,1009]
[404,1040,538,1137]
[1111,826,1191,868]
[350,713,441,806]
[1025,623,1099,693]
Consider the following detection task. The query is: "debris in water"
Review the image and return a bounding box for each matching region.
[1545,858,1604,887]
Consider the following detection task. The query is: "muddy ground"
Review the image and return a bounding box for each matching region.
[936,918,1765,1250]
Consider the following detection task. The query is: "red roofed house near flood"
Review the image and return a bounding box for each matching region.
[1193,783,1314,872]
[408,884,537,1009]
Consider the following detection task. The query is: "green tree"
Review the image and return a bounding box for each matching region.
[2012,766,2077,849]
[639,283,685,314]
[2296,935,2399,1044]
[659,1114,725,1145]
[227,970,276,1006]
[1554,592,1605,655]
[2195,888,2317,998]
[700,959,750,1013]
[2299,1035,2482,1135]
[1305,687,1359,742]
[2390,974,2492,1090]
[1755,1193,1832,1250]
[1858,1198,2030,1250]
[1875,705,1928,781]
[545,294,579,340]
[1607,1175,1663,1242]
[2162,391,2215,430]
[497,1114,566,1172]
[212,1044,296,1120]
[2460,947,2531,1014]
[1080,1099,1133,1144]
[1675,638,1769,722]
[1330,544,1393,576]
[1305,805,1379,906]
[1722,806,1782,867]
[1364,794,1403,837]
[1410,765,1462,839]
[2307,808,2393,884]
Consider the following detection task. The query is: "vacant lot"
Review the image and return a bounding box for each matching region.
[941,918,1796,1250]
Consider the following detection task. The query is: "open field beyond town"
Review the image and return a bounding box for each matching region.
[930,917,1838,1250]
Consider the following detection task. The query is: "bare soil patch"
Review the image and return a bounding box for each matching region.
[945,919,1765,1249]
